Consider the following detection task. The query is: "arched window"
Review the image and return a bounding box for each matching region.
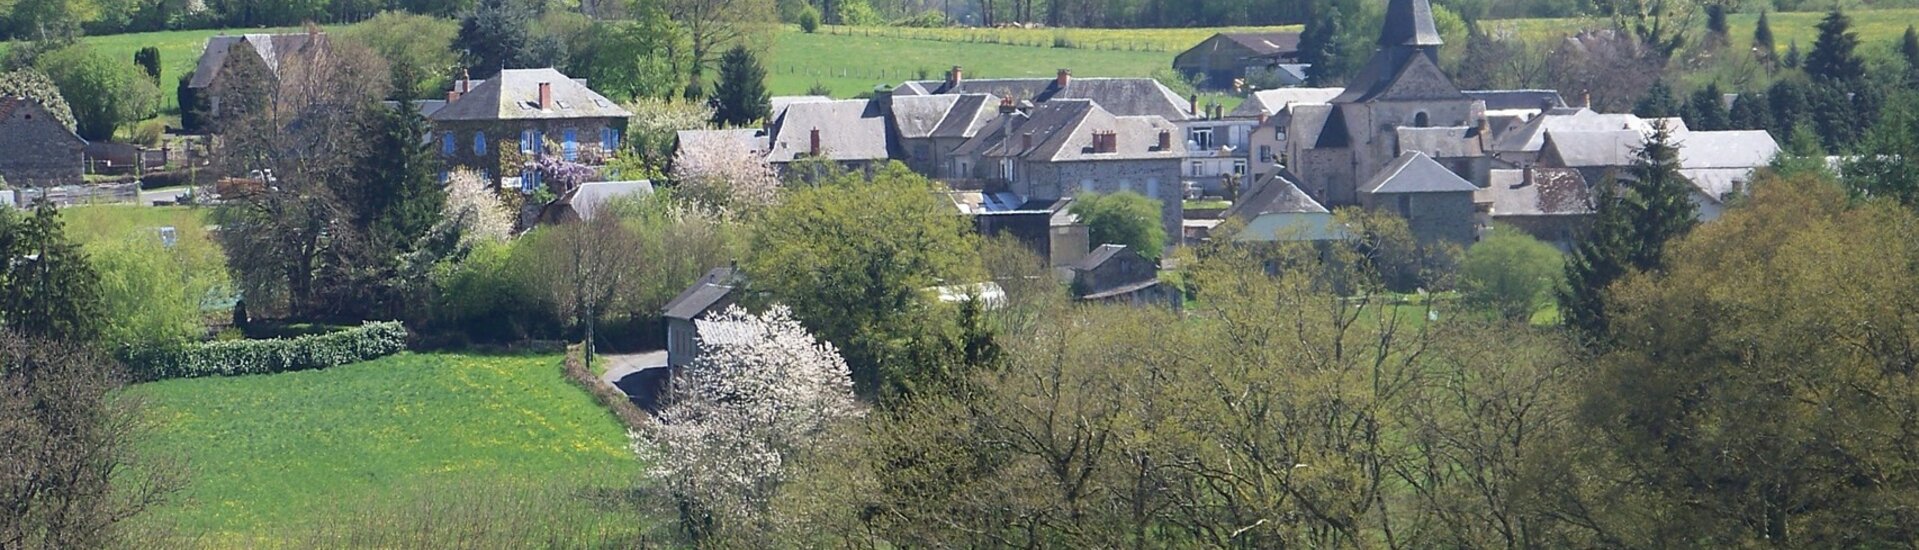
[474,131,487,156]
[1413,112,1431,128]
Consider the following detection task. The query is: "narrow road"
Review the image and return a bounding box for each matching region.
[597,351,670,413]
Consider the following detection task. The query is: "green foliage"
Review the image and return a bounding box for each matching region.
[0,202,105,342]
[35,43,159,141]
[556,6,688,102]
[712,45,769,127]
[316,103,448,321]
[1299,2,1345,86]
[175,69,203,132]
[132,45,160,82]
[1633,79,1679,118]
[1560,124,1695,344]
[1805,8,1864,85]
[1683,82,1728,131]
[1846,92,1919,207]
[1070,190,1166,259]
[342,11,458,100]
[455,0,538,80]
[130,118,163,146]
[1903,25,1919,81]
[798,4,820,33]
[85,221,229,350]
[1460,226,1563,321]
[428,240,562,344]
[1753,10,1775,59]
[0,68,76,132]
[121,321,408,381]
[745,162,986,403]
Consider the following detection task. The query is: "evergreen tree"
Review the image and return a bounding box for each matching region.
[1901,25,1919,83]
[1753,11,1776,64]
[1845,92,1919,207]
[1805,8,1864,85]
[1633,80,1679,118]
[1784,40,1801,69]
[1728,91,1771,130]
[1684,83,1730,131]
[0,202,104,342]
[711,45,769,127]
[316,103,447,320]
[133,46,160,83]
[455,0,535,80]
[1705,4,1728,39]
[1767,78,1811,142]
[1300,3,1344,86]
[1559,123,1696,344]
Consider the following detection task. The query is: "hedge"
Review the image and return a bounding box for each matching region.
[124,321,409,381]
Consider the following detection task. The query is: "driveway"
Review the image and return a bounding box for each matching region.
[597,351,670,413]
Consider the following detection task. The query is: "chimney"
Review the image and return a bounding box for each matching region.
[999,96,1016,114]
[948,65,964,88]
[1056,68,1071,88]
[538,82,553,110]
[809,128,821,156]
[1581,90,1592,109]
[1189,94,1199,117]
[1258,113,1270,127]
[1521,164,1535,187]
[1157,129,1171,151]
[461,69,472,93]
[1092,131,1117,153]
[447,90,460,102]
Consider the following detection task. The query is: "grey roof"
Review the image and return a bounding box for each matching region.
[929,94,1001,138]
[1544,130,1642,167]
[967,100,1184,162]
[1675,129,1778,169]
[428,68,631,122]
[1361,151,1480,194]
[1226,172,1327,220]
[765,99,893,163]
[1478,168,1592,216]
[189,32,324,89]
[1379,0,1444,47]
[662,267,739,321]
[891,93,1000,140]
[1219,32,1304,56]
[676,128,767,154]
[564,180,654,221]
[1397,126,1483,158]
[1331,45,1461,104]
[1679,167,1755,204]
[1228,87,1344,118]
[1464,89,1567,110]
[771,95,833,121]
[1287,103,1335,148]
[1492,108,1649,153]
[1075,244,1130,272]
[895,77,1192,121]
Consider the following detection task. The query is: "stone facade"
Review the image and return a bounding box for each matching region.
[1361,190,1476,245]
[432,118,626,185]
[0,98,85,187]
[1012,158,1185,243]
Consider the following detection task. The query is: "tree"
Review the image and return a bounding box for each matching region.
[642,305,859,542]
[1903,26,1919,80]
[671,133,779,211]
[557,7,689,102]
[661,0,776,96]
[711,45,769,127]
[1070,190,1166,259]
[0,69,75,133]
[1622,123,1695,272]
[1845,92,1919,207]
[1727,90,1770,130]
[1804,8,1864,85]
[1579,175,1919,544]
[0,336,183,548]
[34,44,159,141]
[1752,10,1775,65]
[0,203,104,342]
[745,163,985,402]
[310,103,448,321]
[1559,123,1695,343]
[1460,225,1563,321]
[343,11,459,100]
[623,96,713,167]
[1299,2,1345,86]
[1782,40,1801,69]
[1633,79,1679,118]
[1683,82,1728,131]
[438,169,514,250]
[1704,4,1726,39]
[455,0,536,80]
[537,214,643,364]
[87,221,230,351]
[132,46,160,82]
[175,70,206,134]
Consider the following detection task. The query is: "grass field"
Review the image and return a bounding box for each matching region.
[125,352,650,546]
[59,204,212,244]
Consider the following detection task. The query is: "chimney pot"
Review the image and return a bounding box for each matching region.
[1189,94,1199,117]
[462,69,472,93]
[1157,130,1171,151]
[1056,68,1070,87]
[810,128,822,156]
[538,82,553,110]
[949,65,964,87]
[447,90,460,102]
[1581,90,1592,109]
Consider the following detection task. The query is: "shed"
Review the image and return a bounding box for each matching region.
[661,267,741,369]
[1174,32,1305,89]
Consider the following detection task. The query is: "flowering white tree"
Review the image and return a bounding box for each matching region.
[670,136,780,211]
[641,305,860,535]
[441,168,513,247]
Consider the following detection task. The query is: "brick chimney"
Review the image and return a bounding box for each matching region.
[538,82,553,110]
[1189,94,1199,117]
[809,128,821,156]
[948,65,964,88]
[1581,90,1592,109]
[1056,68,1071,88]
[447,90,460,102]
[999,96,1016,114]
[1157,129,1171,151]
[1092,130,1116,153]
[1258,113,1270,127]
[461,69,472,93]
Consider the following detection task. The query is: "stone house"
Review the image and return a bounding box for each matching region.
[1235,88,1344,184]
[951,192,1091,267]
[188,30,326,121]
[427,68,632,190]
[953,99,1188,245]
[0,96,85,188]
[1225,172,1348,243]
[896,68,1193,123]
[1476,167,1593,248]
[1173,32,1304,89]
[763,99,896,173]
[1358,151,1480,245]
[661,267,741,370]
[888,93,1003,177]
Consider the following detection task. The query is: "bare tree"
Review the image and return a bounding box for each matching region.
[659,0,776,95]
[539,214,644,365]
[0,336,184,548]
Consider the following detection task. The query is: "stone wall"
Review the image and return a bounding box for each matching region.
[0,102,85,187]
[433,117,626,185]
[1015,158,1184,247]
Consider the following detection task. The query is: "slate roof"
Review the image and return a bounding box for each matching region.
[1379,0,1444,47]
[1464,89,1566,110]
[895,77,1192,121]
[563,180,654,221]
[428,68,631,122]
[1361,151,1481,194]
[1397,126,1483,158]
[771,95,833,121]
[1075,244,1130,272]
[676,128,768,154]
[1492,108,1649,153]
[891,93,1000,140]
[1225,172,1328,220]
[0,96,83,144]
[662,267,739,321]
[189,32,324,89]
[1219,32,1304,56]
[1674,129,1778,169]
[1288,103,1335,147]
[1543,130,1642,167]
[964,99,1184,162]
[1478,168,1592,216]
[764,99,893,162]
[1679,167,1754,204]
[1228,87,1344,118]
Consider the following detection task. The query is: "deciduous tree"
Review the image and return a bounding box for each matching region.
[1460,225,1563,321]
[670,133,779,211]
[34,44,159,141]
[1070,190,1165,259]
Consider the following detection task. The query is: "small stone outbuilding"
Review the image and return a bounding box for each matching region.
[0,96,85,188]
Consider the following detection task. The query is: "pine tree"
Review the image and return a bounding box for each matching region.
[1706,4,1728,39]
[1768,78,1811,142]
[1728,91,1771,130]
[1685,83,1730,131]
[455,0,535,80]
[1901,25,1919,83]
[1784,40,1802,69]
[1634,80,1680,118]
[1300,3,1345,86]
[1559,123,1696,344]
[1805,8,1864,85]
[1754,11,1776,64]
[0,202,105,342]
[1624,123,1697,271]
[711,45,769,127]
[1559,178,1633,344]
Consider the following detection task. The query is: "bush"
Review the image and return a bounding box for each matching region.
[891,11,947,28]
[122,321,409,381]
[1071,191,1166,259]
[798,4,821,33]
[1459,226,1563,321]
[132,118,164,146]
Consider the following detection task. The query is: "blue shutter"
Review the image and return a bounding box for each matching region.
[562,129,578,161]
[441,132,455,156]
[519,130,532,153]
[601,127,619,151]
[474,131,487,156]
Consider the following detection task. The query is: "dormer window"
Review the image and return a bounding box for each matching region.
[1413,112,1431,128]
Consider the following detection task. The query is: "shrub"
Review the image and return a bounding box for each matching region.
[1460,226,1563,321]
[122,321,409,381]
[132,119,164,146]
[1071,191,1166,259]
[798,4,821,33]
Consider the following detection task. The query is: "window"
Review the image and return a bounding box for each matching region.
[1000,158,1015,181]
[520,129,535,153]
[1397,194,1412,217]
[1413,112,1430,128]
[1190,127,1214,150]
[601,127,619,151]
[522,169,541,193]
[1233,160,1247,175]
[1146,178,1160,199]
[1259,145,1274,163]
[563,129,578,161]
[1274,126,1286,141]
[441,132,455,156]
[474,131,487,156]
[1080,179,1095,193]
[1189,161,1203,177]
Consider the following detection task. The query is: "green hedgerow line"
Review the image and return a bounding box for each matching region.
[123,321,408,381]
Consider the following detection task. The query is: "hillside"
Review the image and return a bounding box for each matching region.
[125,352,650,546]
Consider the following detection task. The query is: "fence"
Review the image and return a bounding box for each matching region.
[12,183,141,207]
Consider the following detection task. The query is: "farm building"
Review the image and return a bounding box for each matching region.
[1173,32,1304,89]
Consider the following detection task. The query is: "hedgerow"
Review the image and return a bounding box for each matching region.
[123,321,408,381]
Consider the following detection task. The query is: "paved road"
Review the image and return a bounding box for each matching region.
[140,187,193,206]
[597,351,670,413]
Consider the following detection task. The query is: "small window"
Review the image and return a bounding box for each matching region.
[1147,178,1159,199]
[601,127,620,151]
[441,132,455,156]
[1233,160,1247,175]
[1398,194,1412,217]
[1413,112,1430,128]
[474,131,487,156]
[520,130,535,154]
[1259,145,1274,163]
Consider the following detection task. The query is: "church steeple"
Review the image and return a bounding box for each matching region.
[1378,0,1443,48]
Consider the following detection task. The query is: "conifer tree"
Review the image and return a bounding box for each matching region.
[711,45,769,127]
[1728,91,1771,130]
[1705,5,1728,39]
[1300,3,1345,86]
[1753,11,1776,64]
[1624,123,1697,271]
[1633,80,1679,118]
[1685,83,1729,131]
[1901,25,1919,83]
[1559,179,1632,344]
[1559,123,1696,344]
[0,202,105,342]
[1784,40,1801,69]
[1805,9,1864,85]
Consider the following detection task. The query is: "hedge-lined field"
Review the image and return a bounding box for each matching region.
[126,352,650,546]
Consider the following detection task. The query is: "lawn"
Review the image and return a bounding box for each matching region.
[124,352,650,546]
[59,204,212,244]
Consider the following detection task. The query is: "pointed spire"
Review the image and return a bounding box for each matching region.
[1379,0,1443,47]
